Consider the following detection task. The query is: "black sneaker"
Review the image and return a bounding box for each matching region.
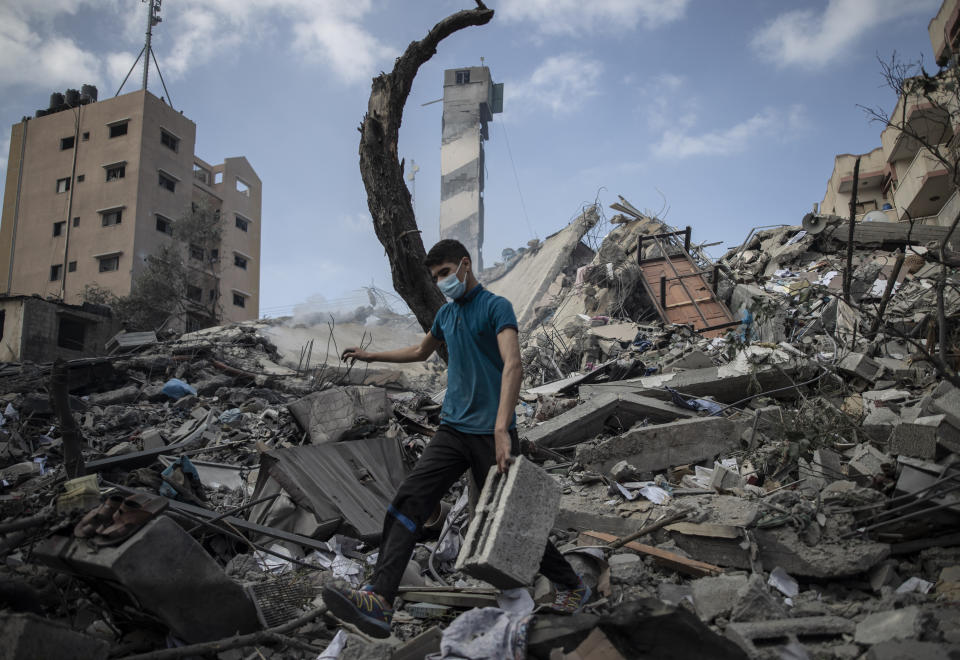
[322,582,393,638]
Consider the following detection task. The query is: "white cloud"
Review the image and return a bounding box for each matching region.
[0,0,391,92]
[499,0,689,35]
[752,0,938,69]
[653,105,807,159]
[508,54,603,116]
[0,8,104,89]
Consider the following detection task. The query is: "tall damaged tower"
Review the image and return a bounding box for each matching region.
[439,66,503,271]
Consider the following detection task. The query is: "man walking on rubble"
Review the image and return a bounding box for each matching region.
[322,239,589,638]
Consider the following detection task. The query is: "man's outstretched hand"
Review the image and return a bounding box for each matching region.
[341,347,373,363]
[495,428,514,473]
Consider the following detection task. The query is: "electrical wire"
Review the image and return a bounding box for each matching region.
[493,114,536,241]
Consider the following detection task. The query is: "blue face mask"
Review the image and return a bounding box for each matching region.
[438,260,466,300]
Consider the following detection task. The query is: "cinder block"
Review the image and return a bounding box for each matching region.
[889,415,960,459]
[838,353,882,382]
[726,616,854,658]
[456,456,560,588]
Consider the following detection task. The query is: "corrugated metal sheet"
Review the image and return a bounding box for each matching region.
[258,437,408,542]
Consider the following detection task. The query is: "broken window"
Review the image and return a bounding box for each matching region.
[193,164,210,184]
[53,221,65,237]
[81,131,89,141]
[235,216,249,232]
[60,136,75,150]
[209,248,219,261]
[232,292,246,308]
[98,255,119,272]
[68,261,76,272]
[76,174,84,182]
[159,171,177,192]
[56,177,70,193]
[160,129,179,152]
[190,244,205,261]
[214,171,223,184]
[236,178,250,196]
[50,264,62,281]
[109,121,128,138]
[186,284,202,302]
[156,215,173,235]
[57,317,86,351]
[105,164,125,182]
[234,254,248,269]
[72,216,79,227]
[101,209,122,226]
[456,70,470,84]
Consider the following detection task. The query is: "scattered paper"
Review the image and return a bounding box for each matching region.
[768,566,799,597]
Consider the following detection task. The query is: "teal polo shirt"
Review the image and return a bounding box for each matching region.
[430,284,518,434]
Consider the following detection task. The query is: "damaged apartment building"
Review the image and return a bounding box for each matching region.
[0,86,263,338]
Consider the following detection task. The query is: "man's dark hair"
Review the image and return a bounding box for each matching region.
[425,239,471,268]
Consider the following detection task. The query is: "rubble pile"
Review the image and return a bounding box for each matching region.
[1,206,959,659]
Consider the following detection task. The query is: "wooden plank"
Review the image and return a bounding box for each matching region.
[580,530,723,577]
[398,590,498,609]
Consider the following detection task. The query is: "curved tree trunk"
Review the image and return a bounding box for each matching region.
[359,2,494,339]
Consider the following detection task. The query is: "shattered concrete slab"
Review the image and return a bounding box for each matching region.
[576,416,737,476]
[523,392,694,449]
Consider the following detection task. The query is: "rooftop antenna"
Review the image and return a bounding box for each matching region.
[115,0,174,108]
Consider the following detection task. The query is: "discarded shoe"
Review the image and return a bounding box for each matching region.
[547,575,592,614]
[93,493,168,547]
[322,581,393,638]
[73,493,124,539]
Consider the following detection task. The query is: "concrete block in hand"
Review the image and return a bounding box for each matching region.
[455,456,560,589]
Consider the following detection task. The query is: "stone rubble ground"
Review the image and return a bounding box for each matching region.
[0,206,959,659]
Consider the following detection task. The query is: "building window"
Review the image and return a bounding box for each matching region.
[209,289,217,302]
[236,178,250,196]
[50,264,62,281]
[186,284,202,302]
[56,177,70,193]
[456,70,470,84]
[98,255,120,272]
[53,221,65,237]
[68,261,77,272]
[76,174,84,182]
[193,164,210,184]
[232,293,246,308]
[234,254,248,269]
[105,164,125,182]
[82,131,89,141]
[156,215,173,235]
[209,248,219,261]
[60,136,75,150]
[109,122,128,138]
[235,216,249,232]
[189,244,204,261]
[160,130,179,152]
[185,315,203,333]
[72,217,80,227]
[159,171,176,192]
[101,209,122,226]
[57,317,86,351]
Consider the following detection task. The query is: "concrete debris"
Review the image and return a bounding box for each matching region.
[2,195,960,659]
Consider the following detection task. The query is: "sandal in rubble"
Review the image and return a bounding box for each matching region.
[92,493,168,547]
[73,494,124,539]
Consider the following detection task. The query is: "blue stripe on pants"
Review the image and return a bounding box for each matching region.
[388,504,416,533]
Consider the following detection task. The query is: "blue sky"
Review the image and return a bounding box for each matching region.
[0,0,940,318]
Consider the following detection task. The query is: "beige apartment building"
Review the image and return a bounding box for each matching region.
[820,0,960,227]
[0,88,261,331]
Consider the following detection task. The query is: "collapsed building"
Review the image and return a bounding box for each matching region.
[0,191,958,659]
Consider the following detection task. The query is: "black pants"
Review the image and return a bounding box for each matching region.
[370,425,580,601]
